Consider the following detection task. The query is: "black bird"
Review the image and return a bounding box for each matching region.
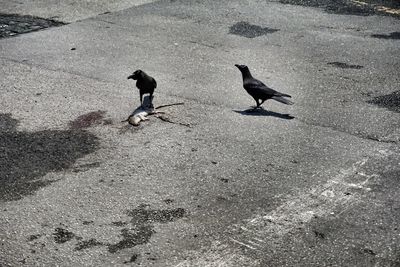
[128,70,157,106]
[235,64,293,109]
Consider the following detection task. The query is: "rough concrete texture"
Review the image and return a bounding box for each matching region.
[0,0,399,266]
[0,0,157,22]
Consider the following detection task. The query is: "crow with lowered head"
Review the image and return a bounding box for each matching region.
[128,70,157,107]
[235,64,293,109]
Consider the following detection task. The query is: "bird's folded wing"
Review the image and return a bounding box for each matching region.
[245,80,279,96]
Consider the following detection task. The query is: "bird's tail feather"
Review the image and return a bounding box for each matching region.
[272,96,294,105]
[281,93,291,98]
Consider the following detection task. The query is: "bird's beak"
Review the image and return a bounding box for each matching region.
[234,64,240,68]
[127,75,133,79]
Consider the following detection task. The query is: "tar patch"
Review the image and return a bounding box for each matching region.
[371,32,400,40]
[229,21,279,38]
[327,62,364,69]
[277,0,400,17]
[0,13,65,39]
[367,90,400,113]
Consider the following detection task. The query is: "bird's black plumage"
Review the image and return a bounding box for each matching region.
[235,64,293,108]
[128,70,157,106]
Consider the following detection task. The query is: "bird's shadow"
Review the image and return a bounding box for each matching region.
[233,108,295,120]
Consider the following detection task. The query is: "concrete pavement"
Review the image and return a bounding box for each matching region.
[1,0,399,266]
[0,0,157,22]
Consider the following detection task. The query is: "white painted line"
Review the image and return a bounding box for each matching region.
[175,149,394,267]
[229,238,257,250]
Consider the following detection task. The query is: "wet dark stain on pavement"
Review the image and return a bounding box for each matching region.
[69,110,107,129]
[0,13,66,39]
[327,62,364,69]
[220,178,229,183]
[108,227,155,253]
[371,32,400,40]
[367,90,400,113]
[314,230,326,239]
[112,221,128,226]
[107,204,186,253]
[229,21,279,38]
[124,254,139,264]
[127,204,186,224]
[277,0,400,17]
[102,118,113,125]
[53,227,76,244]
[0,113,100,202]
[163,198,174,204]
[27,234,41,241]
[75,238,104,251]
[76,205,186,253]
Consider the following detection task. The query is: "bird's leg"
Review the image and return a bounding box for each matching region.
[246,100,260,112]
[259,100,266,110]
[149,93,154,109]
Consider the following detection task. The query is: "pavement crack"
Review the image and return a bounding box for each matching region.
[0,56,111,84]
[95,18,118,25]
[296,118,398,144]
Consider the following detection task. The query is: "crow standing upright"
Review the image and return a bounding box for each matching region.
[128,70,157,107]
[235,64,293,109]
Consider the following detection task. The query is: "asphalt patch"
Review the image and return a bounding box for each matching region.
[327,62,364,69]
[371,31,400,39]
[0,13,65,39]
[229,21,279,38]
[69,110,107,129]
[0,113,100,202]
[53,227,75,244]
[367,90,400,113]
[277,0,400,17]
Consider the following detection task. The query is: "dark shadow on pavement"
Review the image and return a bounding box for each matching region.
[233,108,295,120]
[0,113,100,202]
